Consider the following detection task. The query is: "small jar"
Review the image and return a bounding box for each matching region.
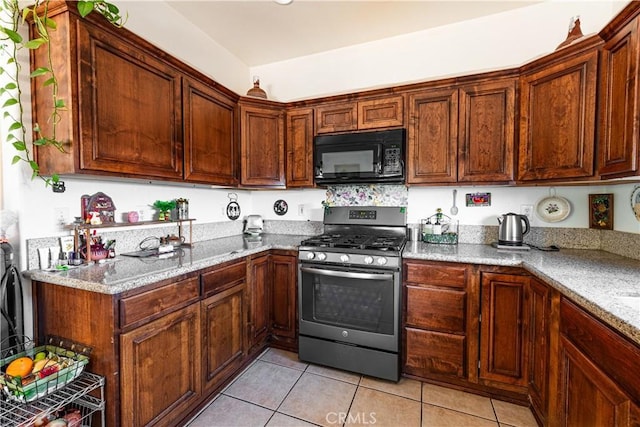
[176,198,189,220]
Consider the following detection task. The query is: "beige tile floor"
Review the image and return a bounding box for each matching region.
[187,348,539,427]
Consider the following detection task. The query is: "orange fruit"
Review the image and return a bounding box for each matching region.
[5,356,34,378]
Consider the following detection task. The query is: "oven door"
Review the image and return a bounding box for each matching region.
[298,263,400,352]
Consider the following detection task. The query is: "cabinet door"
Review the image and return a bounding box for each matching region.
[286,107,314,187]
[528,278,550,423]
[248,254,271,352]
[358,95,405,130]
[77,21,183,179]
[518,49,598,181]
[558,337,634,427]
[479,272,528,390]
[270,253,298,346]
[240,102,285,186]
[201,282,246,392]
[599,18,640,178]
[315,102,358,134]
[120,303,201,427]
[458,79,516,183]
[407,88,458,184]
[183,78,238,185]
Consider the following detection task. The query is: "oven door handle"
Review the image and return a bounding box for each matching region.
[300,266,393,281]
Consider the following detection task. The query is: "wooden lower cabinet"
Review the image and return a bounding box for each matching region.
[403,260,472,381]
[270,251,298,350]
[479,270,529,392]
[201,282,247,392]
[550,298,640,427]
[248,254,271,353]
[120,303,202,427]
[34,252,301,427]
[528,278,552,424]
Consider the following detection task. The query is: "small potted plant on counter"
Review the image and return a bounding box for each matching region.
[152,200,176,221]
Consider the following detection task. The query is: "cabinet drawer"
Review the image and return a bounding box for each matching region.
[406,285,466,333]
[404,261,467,288]
[201,260,247,297]
[119,277,200,329]
[404,327,466,379]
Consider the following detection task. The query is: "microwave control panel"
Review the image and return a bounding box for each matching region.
[383,146,402,174]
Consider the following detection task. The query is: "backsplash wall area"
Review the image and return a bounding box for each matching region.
[17,180,640,269]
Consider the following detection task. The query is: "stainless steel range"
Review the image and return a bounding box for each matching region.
[298,206,407,381]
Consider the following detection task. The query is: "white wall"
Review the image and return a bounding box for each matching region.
[252,1,627,101]
[123,1,250,95]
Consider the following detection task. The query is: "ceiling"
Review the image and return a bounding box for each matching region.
[166,1,540,67]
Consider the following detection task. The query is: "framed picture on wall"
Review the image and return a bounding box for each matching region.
[589,194,613,230]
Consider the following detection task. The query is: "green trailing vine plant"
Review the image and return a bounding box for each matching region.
[0,0,126,186]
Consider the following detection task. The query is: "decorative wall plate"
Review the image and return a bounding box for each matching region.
[274,199,288,216]
[535,195,571,222]
[631,186,640,221]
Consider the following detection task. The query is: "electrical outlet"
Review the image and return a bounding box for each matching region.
[521,204,534,221]
[53,207,69,226]
[298,204,305,216]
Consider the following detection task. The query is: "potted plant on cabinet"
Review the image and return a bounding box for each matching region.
[0,0,125,187]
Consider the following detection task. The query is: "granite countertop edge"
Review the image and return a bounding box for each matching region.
[25,236,640,346]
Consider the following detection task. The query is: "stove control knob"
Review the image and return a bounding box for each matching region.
[317,252,327,261]
[306,252,315,260]
[377,257,388,266]
[340,254,350,263]
[364,256,374,265]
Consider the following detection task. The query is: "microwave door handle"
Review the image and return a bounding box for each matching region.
[300,266,393,281]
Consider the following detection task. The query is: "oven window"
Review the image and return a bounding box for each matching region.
[301,268,395,335]
[321,150,374,174]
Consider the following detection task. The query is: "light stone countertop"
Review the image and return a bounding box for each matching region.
[404,242,640,346]
[25,234,305,295]
[26,235,640,346]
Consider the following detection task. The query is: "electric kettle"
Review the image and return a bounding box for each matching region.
[497,213,530,246]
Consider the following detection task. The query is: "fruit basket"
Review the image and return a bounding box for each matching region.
[0,336,91,403]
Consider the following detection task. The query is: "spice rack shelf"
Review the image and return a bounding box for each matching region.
[0,372,105,427]
[64,219,195,262]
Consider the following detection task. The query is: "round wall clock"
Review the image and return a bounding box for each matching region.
[274,199,288,216]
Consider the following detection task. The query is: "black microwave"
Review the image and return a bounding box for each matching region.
[314,129,405,185]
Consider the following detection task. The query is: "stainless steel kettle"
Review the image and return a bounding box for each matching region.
[497,213,530,246]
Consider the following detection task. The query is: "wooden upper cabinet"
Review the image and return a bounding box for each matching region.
[599,14,640,178]
[286,107,314,187]
[315,95,404,134]
[518,41,599,181]
[407,87,459,184]
[358,96,405,130]
[315,103,358,133]
[458,79,516,183]
[183,78,238,186]
[32,13,185,179]
[239,100,285,187]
